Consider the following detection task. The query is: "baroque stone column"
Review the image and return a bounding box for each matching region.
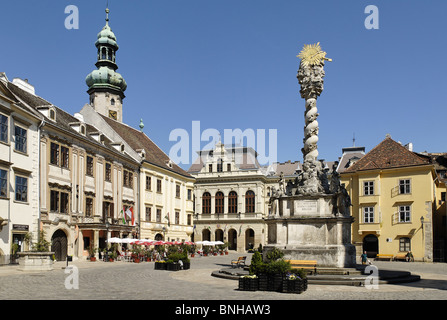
[296,43,331,195]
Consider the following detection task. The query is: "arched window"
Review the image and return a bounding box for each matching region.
[245,190,255,213]
[101,47,107,60]
[215,192,224,214]
[202,192,211,214]
[228,191,238,213]
[111,98,115,106]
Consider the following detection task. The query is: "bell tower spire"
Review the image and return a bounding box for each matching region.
[85,7,127,122]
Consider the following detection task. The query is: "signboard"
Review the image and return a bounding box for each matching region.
[295,200,318,215]
[13,224,29,231]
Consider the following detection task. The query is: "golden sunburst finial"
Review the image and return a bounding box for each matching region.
[297,42,332,67]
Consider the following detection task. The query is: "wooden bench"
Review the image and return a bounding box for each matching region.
[286,260,317,274]
[231,256,247,268]
[375,254,394,261]
[394,254,407,261]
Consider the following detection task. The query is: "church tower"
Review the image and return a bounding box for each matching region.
[85,8,127,122]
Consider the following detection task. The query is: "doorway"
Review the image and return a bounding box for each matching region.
[363,234,379,258]
[51,229,68,261]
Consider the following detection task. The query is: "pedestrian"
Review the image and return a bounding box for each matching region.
[406,251,414,262]
[361,251,368,265]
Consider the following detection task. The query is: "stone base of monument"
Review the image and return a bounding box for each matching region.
[266,194,356,269]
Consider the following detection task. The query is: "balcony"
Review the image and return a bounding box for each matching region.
[358,222,381,235]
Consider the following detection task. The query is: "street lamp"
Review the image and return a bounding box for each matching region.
[105,220,110,262]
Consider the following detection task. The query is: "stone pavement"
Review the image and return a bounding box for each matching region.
[0,252,446,301]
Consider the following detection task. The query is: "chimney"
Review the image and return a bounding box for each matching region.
[12,78,35,95]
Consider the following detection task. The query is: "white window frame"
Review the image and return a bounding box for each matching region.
[399,179,411,195]
[363,206,375,223]
[398,205,411,223]
[363,181,374,196]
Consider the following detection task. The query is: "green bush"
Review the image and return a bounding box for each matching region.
[266,259,291,274]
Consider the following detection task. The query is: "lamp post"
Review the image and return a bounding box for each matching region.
[105,220,110,262]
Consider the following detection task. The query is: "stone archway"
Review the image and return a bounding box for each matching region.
[228,229,237,250]
[202,229,211,241]
[363,234,379,258]
[215,229,224,242]
[245,228,255,250]
[51,229,68,261]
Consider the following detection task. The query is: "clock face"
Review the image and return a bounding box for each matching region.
[109,110,117,120]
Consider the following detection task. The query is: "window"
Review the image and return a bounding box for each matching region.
[363,181,374,196]
[399,205,411,223]
[187,189,192,200]
[146,176,151,190]
[399,179,411,194]
[14,125,27,153]
[175,211,180,225]
[145,207,151,221]
[86,156,94,176]
[15,175,28,202]
[245,190,255,213]
[227,164,231,172]
[0,169,7,197]
[187,214,192,225]
[156,179,162,193]
[208,164,213,173]
[399,237,411,252]
[215,192,224,214]
[363,207,374,223]
[103,201,113,218]
[217,159,223,172]
[0,114,8,143]
[176,184,181,198]
[123,170,133,188]
[50,143,59,165]
[228,191,238,213]
[85,198,93,217]
[61,146,69,168]
[156,208,162,222]
[105,163,111,182]
[50,190,69,213]
[202,192,211,214]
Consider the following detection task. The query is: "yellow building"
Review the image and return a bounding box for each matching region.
[341,136,436,262]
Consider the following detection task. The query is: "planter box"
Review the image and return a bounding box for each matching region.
[257,273,269,291]
[182,262,190,270]
[282,279,306,294]
[154,262,167,270]
[238,277,259,291]
[167,263,180,271]
[267,274,284,292]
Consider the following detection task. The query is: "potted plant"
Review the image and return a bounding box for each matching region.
[88,244,97,261]
[282,269,307,293]
[181,251,190,270]
[166,252,182,271]
[203,246,209,256]
[224,242,229,255]
[239,274,258,291]
[154,260,167,270]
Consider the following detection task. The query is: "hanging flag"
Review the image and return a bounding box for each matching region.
[125,207,135,226]
[121,208,126,225]
[165,212,170,227]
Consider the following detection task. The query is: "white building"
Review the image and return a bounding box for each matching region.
[0,75,42,264]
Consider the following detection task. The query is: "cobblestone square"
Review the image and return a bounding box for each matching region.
[1,252,447,302]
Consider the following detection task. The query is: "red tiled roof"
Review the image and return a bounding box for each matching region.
[343,137,430,173]
[100,115,192,178]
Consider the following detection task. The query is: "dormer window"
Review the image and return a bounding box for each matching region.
[80,125,86,135]
[49,108,56,121]
[111,98,115,106]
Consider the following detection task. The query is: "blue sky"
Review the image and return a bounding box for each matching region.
[2,0,446,170]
